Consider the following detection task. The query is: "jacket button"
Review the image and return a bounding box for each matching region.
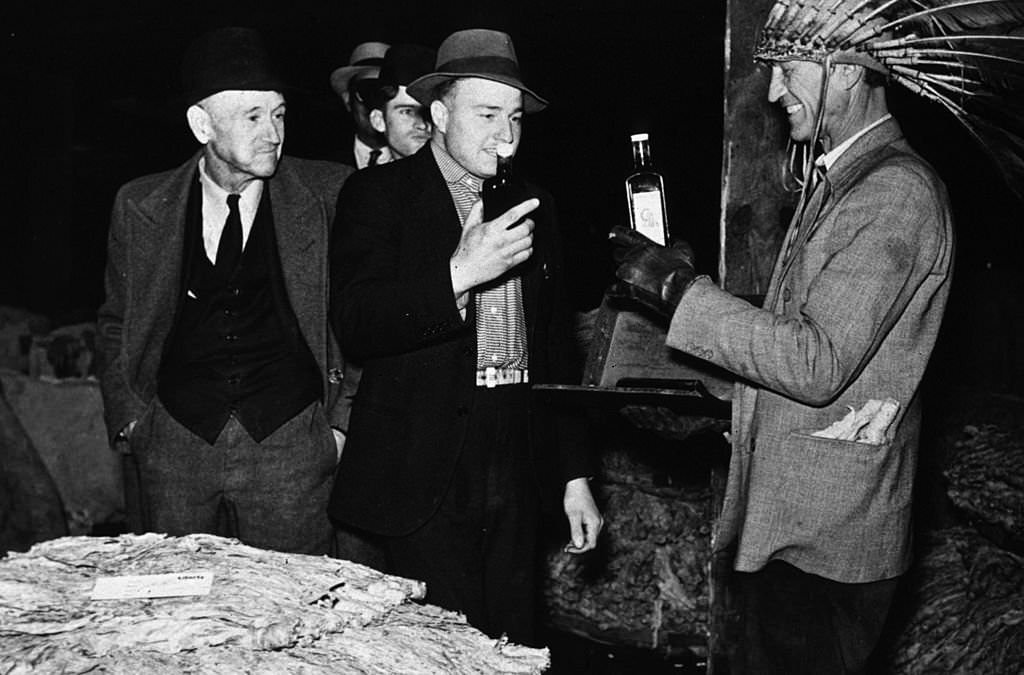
[783,287,792,302]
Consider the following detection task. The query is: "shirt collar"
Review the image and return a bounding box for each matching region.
[354,136,392,168]
[197,156,263,217]
[816,113,893,171]
[431,140,482,192]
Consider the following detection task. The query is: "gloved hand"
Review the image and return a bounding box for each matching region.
[607,226,699,320]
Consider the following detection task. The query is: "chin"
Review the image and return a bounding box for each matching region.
[253,159,280,176]
[789,127,812,144]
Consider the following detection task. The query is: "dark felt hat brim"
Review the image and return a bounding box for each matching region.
[330,66,382,97]
[406,72,548,113]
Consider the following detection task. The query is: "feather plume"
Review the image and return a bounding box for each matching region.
[755,0,1024,203]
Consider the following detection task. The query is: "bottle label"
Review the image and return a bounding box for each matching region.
[631,191,667,245]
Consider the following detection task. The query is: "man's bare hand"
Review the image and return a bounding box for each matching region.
[563,477,603,554]
[450,198,538,298]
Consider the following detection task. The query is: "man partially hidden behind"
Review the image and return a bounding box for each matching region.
[330,41,391,169]
[354,44,436,161]
[610,5,956,673]
[98,27,352,555]
[328,29,603,644]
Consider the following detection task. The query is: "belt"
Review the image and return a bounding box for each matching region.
[475,367,529,388]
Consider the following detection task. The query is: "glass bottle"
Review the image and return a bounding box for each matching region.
[483,142,530,226]
[625,133,669,245]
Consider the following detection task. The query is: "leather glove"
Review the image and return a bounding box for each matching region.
[607,226,698,320]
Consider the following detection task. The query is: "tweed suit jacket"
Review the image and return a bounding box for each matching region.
[97,152,353,446]
[327,144,594,537]
[668,119,954,583]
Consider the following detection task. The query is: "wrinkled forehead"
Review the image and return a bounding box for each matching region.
[201,89,286,113]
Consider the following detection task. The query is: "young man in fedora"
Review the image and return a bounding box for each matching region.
[354,44,437,161]
[97,27,353,556]
[330,41,391,169]
[328,28,603,644]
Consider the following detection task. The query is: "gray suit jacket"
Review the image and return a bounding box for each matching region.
[97,152,353,445]
[668,119,954,582]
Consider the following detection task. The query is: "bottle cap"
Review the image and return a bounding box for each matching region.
[495,142,515,158]
[630,133,650,142]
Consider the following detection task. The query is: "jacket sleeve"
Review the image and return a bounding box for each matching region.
[96,188,148,445]
[667,160,951,406]
[320,163,355,430]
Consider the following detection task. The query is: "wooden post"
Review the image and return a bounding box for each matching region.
[720,0,797,298]
[707,1,801,671]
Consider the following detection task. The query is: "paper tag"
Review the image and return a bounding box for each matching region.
[90,571,214,600]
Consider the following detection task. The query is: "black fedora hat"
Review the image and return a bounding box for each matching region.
[181,27,287,107]
[353,44,437,105]
[330,41,390,98]
[406,29,547,113]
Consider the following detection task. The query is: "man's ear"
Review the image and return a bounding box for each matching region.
[430,100,449,134]
[186,105,213,144]
[369,108,386,134]
[836,63,864,90]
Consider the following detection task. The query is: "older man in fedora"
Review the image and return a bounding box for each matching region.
[328,28,603,644]
[97,27,353,555]
[330,41,391,169]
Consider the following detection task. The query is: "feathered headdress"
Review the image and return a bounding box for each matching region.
[755,0,1024,201]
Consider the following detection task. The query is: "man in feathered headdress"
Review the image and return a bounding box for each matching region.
[602,0,1024,669]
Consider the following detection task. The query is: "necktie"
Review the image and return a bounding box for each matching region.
[782,165,829,263]
[367,148,382,167]
[216,193,242,276]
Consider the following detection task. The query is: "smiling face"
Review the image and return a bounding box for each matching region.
[769,60,872,151]
[188,89,285,192]
[371,85,432,158]
[768,60,830,144]
[430,77,523,179]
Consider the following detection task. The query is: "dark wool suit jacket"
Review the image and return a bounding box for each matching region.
[669,119,954,583]
[97,152,353,445]
[328,144,594,537]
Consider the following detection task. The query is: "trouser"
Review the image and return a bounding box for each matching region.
[385,384,541,646]
[126,398,337,555]
[732,560,900,675]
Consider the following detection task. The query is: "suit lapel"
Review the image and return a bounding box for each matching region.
[131,155,199,358]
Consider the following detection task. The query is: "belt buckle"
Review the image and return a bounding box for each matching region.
[485,366,498,389]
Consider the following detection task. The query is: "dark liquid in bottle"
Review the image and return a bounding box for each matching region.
[483,151,532,227]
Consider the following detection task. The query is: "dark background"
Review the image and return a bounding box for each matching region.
[4,0,1022,393]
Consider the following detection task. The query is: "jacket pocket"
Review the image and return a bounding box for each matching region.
[749,430,899,541]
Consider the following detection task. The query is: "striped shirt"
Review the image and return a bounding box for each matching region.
[431,142,529,374]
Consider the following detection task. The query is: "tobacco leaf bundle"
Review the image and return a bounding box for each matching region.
[944,423,1024,548]
[883,527,1024,674]
[0,533,550,674]
[543,483,710,650]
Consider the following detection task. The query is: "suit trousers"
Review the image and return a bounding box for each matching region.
[385,383,540,646]
[732,560,899,675]
[127,397,337,555]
